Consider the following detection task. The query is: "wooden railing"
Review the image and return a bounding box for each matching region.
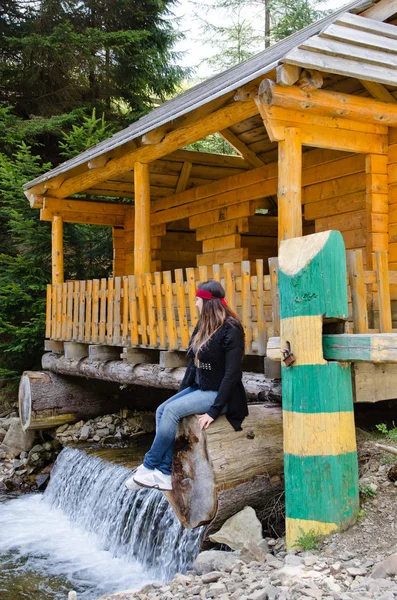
[347,249,397,333]
[46,260,281,355]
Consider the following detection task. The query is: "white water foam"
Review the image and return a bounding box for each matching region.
[0,448,203,599]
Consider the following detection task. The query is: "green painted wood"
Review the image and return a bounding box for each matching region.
[282,363,353,413]
[279,231,348,321]
[285,453,359,525]
[323,334,397,362]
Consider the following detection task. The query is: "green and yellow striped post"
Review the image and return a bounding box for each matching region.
[278,230,359,549]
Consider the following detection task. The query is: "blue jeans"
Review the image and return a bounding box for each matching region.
[143,385,218,475]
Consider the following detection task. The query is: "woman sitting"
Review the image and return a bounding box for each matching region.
[126,279,248,491]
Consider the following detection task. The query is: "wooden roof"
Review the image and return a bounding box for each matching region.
[24,0,374,193]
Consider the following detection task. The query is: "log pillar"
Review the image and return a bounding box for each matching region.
[134,162,151,275]
[365,154,388,270]
[278,230,359,549]
[52,215,64,284]
[278,127,302,247]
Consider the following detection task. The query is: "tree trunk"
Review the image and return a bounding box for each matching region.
[18,371,126,430]
[164,404,283,529]
[41,353,282,403]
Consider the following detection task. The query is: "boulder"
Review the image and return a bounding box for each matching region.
[0,418,35,458]
[209,506,263,550]
[372,554,397,579]
[0,427,6,443]
[193,550,242,574]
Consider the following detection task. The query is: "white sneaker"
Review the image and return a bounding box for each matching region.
[125,464,153,490]
[133,468,172,491]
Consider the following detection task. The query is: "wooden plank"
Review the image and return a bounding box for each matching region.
[128,275,139,345]
[91,279,99,344]
[46,285,52,339]
[134,162,151,275]
[360,80,397,103]
[44,197,127,216]
[196,218,249,241]
[323,333,397,363]
[51,215,64,284]
[154,272,166,347]
[121,276,129,345]
[347,250,368,333]
[50,101,260,199]
[362,0,397,21]
[304,191,365,220]
[268,257,280,336]
[135,274,148,345]
[175,161,192,194]
[84,279,92,343]
[241,261,252,354]
[197,247,249,267]
[163,271,178,349]
[61,282,67,339]
[353,362,397,403]
[256,259,266,355]
[190,201,258,229]
[113,277,121,345]
[278,127,302,246]
[42,208,125,227]
[175,269,190,349]
[78,280,86,343]
[202,234,241,252]
[99,279,107,344]
[199,266,208,282]
[144,273,157,347]
[212,264,221,282]
[375,251,392,333]
[186,267,198,331]
[219,128,264,168]
[224,263,236,312]
[106,278,113,345]
[72,281,79,341]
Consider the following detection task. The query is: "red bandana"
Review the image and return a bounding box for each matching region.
[196,289,227,306]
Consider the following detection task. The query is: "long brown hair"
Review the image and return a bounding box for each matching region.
[190,280,242,359]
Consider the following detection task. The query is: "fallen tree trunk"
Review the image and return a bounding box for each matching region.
[164,404,284,529]
[19,371,126,430]
[41,353,282,402]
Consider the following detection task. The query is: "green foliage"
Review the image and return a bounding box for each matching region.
[356,509,367,521]
[292,528,321,551]
[59,109,114,159]
[376,423,397,441]
[271,0,328,42]
[359,484,377,499]
[185,133,237,155]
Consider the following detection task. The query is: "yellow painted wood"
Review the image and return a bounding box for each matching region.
[91,279,99,343]
[278,127,302,246]
[61,282,67,339]
[286,518,339,547]
[199,266,208,282]
[375,251,392,333]
[163,271,178,349]
[113,277,121,345]
[145,273,157,346]
[72,281,79,341]
[51,215,64,284]
[212,264,221,282]
[134,162,151,275]
[281,315,326,366]
[283,410,357,456]
[186,267,198,331]
[99,279,107,344]
[175,269,190,348]
[106,278,113,344]
[154,271,166,347]
[78,281,85,342]
[84,279,92,343]
[128,275,139,345]
[347,249,368,333]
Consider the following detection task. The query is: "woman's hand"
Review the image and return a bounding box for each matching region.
[197,413,214,430]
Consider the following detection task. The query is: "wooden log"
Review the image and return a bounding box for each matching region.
[41,353,282,402]
[164,404,283,528]
[277,127,302,246]
[18,371,125,430]
[52,215,64,284]
[134,162,151,274]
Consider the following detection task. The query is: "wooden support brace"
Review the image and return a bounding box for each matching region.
[122,348,160,365]
[44,340,64,354]
[88,345,122,362]
[64,342,89,360]
[159,351,189,369]
[278,230,359,549]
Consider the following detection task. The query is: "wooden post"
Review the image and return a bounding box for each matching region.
[279,230,359,550]
[52,215,64,284]
[365,154,388,270]
[134,162,151,275]
[347,249,368,334]
[278,127,302,247]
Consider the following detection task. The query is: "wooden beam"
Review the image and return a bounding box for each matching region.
[360,80,397,103]
[134,162,151,275]
[43,197,128,216]
[43,101,259,199]
[277,127,302,246]
[41,208,124,227]
[219,128,264,168]
[276,64,301,87]
[88,155,109,169]
[297,69,323,91]
[362,0,397,21]
[175,161,192,194]
[233,82,260,101]
[52,215,64,284]
[258,80,397,126]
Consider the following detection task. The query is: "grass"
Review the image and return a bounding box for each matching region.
[356,508,367,521]
[293,528,322,551]
[359,484,376,498]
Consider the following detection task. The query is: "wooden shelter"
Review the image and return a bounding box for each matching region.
[23,0,397,379]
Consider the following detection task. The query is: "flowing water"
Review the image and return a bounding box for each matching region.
[0,447,203,599]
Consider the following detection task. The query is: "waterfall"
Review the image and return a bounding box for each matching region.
[0,447,203,599]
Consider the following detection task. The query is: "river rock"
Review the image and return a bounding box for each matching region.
[0,427,6,443]
[0,418,35,457]
[36,473,49,489]
[193,550,242,574]
[371,553,397,579]
[209,506,263,550]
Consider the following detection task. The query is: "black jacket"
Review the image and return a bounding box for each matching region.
[179,319,248,431]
